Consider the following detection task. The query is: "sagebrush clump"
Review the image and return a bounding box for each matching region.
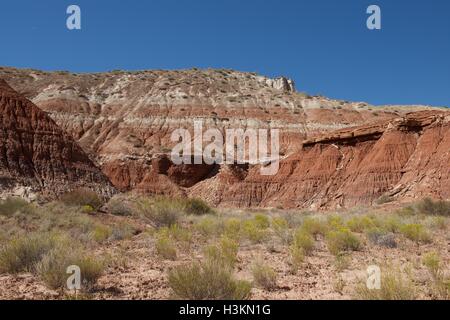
[168,260,251,300]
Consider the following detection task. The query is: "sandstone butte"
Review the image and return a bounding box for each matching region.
[0,66,448,209]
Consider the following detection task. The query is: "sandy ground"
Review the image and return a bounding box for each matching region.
[0,211,448,300]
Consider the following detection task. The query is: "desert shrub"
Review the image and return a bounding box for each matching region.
[292,229,315,255]
[416,198,450,216]
[110,224,136,241]
[168,260,251,300]
[399,223,431,243]
[366,228,397,248]
[203,236,239,268]
[155,232,177,260]
[107,199,133,216]
[241,220,268,243]
[300,217,328,236]
[426,216,447,230]
[81,205,94,214]
[382,215,403,233]
[0,197,29,216]
[36,247,103,290]
[422,252,449,299]
[289,245,305,274]
[326,228,361,256]
[223,218,242,240]
[327,215,345,230]
[284,212,303,228]
[346,216,377,233]
[253,214,270,229]
[396,206,416,216]
[334,253,351,271]
[195,216,223,237]
[137,197,181,228]
[164,224,193,250]
[89,224,112,243]
[272,217,291,244]
[355,267,417,300]
[183,198,214,216]
[252,261,277,290]
[0,233,60,273]
[60,189,103,209]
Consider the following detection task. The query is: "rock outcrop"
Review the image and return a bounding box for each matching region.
[1,67,448,208]
[0,79,115,200]
[190,111,450,208]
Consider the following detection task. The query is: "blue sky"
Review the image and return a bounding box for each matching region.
[0,0,449,106]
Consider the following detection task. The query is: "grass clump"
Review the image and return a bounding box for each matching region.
[203,236,239,268]
[288,245,305,274]
[422,252,449,299]
[242,219,269,243]
[168,260,251,300]
[399,223,431,243]
[272,217,291,244]
[36,247,104,290]
[346,215,377,233]
[326,228,361,256]
[292,228,315,255]
[223,218,242,240]
[0,233,59,273]
[90,224,112,243]
[137,197,181,228]
[60,188,104,210]
[195,216,223,237]
[355,266,417,300]
[300,217,328,236]
[381,215,403,233]
[252,260,277,290]
[253,214,270,229]
[155,231,177,260]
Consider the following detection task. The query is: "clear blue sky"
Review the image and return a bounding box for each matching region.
[0,0,449,106]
